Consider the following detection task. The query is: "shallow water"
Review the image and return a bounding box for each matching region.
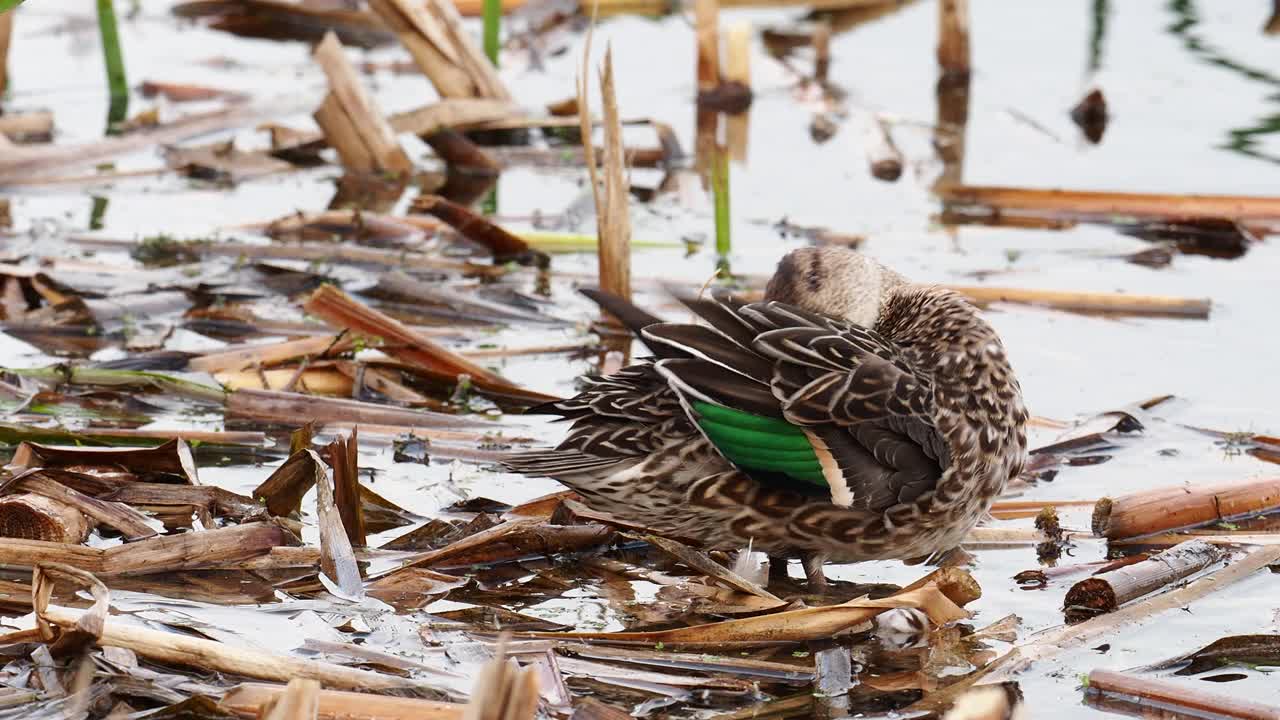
[2,0,1279,717]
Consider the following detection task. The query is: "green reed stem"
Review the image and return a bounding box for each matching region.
[96,0,128,133]
[483,0,501,67]
[711,145,731,261]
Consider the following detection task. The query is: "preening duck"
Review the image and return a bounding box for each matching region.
[503,247,1028,588]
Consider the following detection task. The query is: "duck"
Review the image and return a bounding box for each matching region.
[503,247,1028,588]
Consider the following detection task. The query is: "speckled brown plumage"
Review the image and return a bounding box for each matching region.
[504,248,1028,579]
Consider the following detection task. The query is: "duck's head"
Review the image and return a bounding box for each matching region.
[764,247,908,328]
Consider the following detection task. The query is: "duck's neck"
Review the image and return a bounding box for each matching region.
[877,287,1028,497]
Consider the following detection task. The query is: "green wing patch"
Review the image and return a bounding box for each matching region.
[692,401,826,486]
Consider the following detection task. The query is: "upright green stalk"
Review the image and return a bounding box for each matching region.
[711,146,731,271]
[96,0,128,133]
[483,0,501,67]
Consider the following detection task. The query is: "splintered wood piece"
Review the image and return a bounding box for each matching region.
[937,184,1280,222]
[312,32,412,174]
[314,448,364,598]
[222,683,464,720]
[1086,669,1280,720]
[40,604,426,693]
[368,0,510,100]
[0,494,91,544]
[1093,477,1280,540]
[324,430,366,549]
[1063,540,1223,615]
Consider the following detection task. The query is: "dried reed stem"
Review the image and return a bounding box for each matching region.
[946,284,1211,319]
[1093,477,1280,540]
[938,184,1280,222]
[1086,669,1280,720]
[936,0,969,78]
[221,683,464,720]
[40,604,423,692]
[312,32,412,174]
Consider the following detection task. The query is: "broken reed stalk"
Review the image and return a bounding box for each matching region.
[945,284,1211,319]
[312,31,412,175]
[95,0,129,132]
[40,604,426,693]
[695,0,720,93]
[302,284,516,391]
[936,0,969,78]
[1063,540,1223,616]
[189,334,356,374]
[368,0,510,100]
[937,184,1280,222]
[313,448,364,597]
[326,429,366,548]
[1085,669,1280,720]
[221,683,465,720]
[580,46,633,307]
[1093,477,1280,540]
[865,116,903,182]
[482,0,501,66]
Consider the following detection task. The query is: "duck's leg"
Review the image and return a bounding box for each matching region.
[802,553,829,592]
[768,555,791,585]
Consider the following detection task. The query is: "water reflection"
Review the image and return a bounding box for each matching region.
[1166,0,1280,164]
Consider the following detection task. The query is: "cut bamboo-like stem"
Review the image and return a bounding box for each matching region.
[724,21,751,163]
[1063,540,1223,615]
[221,683,464,720]
[41,605,424,692]
[313,32,412,175]
[1093,477,1280,540]
[945,284,1211,319]
[368,0,510,100]
[938,184,1280,222]
[936,0,969,78]
[0,494,91,544]
[260,678,320,720]
[1086,669,1280,720]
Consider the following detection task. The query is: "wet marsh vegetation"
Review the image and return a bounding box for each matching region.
[0,0,1279,718]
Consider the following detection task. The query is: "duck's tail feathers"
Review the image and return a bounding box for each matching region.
[500,449,625,478]
[578,287,665,338]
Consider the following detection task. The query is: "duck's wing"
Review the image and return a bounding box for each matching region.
[501,364,696,478]
[647,295,948,512]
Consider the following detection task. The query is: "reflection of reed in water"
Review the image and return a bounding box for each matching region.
[1167,0,1280,165]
